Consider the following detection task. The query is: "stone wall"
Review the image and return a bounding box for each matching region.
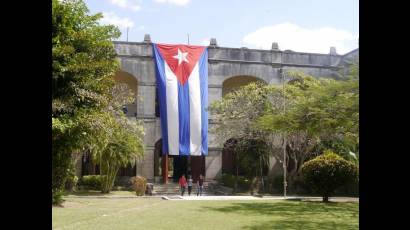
[112,37,357,181]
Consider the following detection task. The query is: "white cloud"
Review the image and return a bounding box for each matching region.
[108,0,142,11]
[154,0,190,6]
[100,12,134,29]
[242,22,358,54]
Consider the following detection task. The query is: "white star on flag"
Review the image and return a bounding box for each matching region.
[173,49,189,65]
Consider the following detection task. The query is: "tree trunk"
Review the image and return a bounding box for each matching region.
[234,152,238,193]
[259,155,264,194]
[323,196,329,202]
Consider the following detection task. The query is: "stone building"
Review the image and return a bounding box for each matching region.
[76,34,359,183]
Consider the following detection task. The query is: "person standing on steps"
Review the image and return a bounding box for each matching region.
[197,174,204,196]
[179,175,187,196]
[187,175,193,196]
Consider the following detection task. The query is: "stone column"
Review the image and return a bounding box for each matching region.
[205,149,222,180]
[162,155,168,184]
[140,148,155,181]
[137,84,156,117]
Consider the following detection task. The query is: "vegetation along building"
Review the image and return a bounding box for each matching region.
[75,34,359,183]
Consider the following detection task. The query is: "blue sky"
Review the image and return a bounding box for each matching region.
[85,0,358,54]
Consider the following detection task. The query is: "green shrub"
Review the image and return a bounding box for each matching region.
[272,174,284,193]
[114,176,134,188]
[131,176,147,196]
[221,173,236,187]
[78,175,106,190]
[238,177,251,189]
[334,178,359,196]
[301,150,358,202]
[52,151,71,205]
[65,175,78,191]
[64,161,78,191]
[221,173,253,191]
[52,189,64,206]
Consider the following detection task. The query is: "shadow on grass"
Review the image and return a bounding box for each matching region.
[202,201,358,230]
[242,219,357,230]
[63,190,105,196]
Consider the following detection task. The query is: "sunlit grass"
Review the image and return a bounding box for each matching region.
[52,198,358,230]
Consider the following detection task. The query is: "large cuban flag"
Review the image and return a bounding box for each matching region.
[153,43,208,156]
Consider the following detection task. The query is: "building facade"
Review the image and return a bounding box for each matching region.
[76,34,359,183]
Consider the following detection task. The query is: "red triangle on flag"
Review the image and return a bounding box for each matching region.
[156,44,205,85]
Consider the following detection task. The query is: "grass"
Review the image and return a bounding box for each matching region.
[63,190,136,197]
[52,198,358,230]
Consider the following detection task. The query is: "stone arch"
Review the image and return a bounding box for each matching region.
[118,59,144,83]
[113,70,138,117]
[222,75,267,97]
[222,138,237,175]
[221,138,270,177]
[153,139,163,178]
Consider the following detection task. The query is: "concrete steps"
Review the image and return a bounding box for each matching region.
[152,181,212,196]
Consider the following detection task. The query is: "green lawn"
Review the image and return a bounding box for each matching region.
[63,190,136,197]
[52,198,358,230]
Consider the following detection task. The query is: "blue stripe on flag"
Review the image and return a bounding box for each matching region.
[178,81,190,155]
[153,44,169,155]
[199,49,208,155]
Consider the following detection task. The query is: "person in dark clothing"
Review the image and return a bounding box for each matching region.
[187,175,193,196]
[197,174,204,196]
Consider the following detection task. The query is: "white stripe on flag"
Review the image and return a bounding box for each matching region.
[188,63,202,156]
[164,62,179,155]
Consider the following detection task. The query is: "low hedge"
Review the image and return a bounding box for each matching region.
[78,175,106,190]
[221,173,252,190]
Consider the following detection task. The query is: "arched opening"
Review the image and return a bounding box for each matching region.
[112,70,138,177]
[222,138,238,175]
[153,139,205,183]
[222,138,269,190]
[154,139,174,183]
[222,75,266,97]
[113,70,138,117]
[81,150,100,176]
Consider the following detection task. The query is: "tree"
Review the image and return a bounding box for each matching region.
[209,82,270,193]
[301,151,358,202]
[256,69,359,191]
[52,0,141,204]
[82,84,145,193]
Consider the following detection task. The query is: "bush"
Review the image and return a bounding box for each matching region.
[271,174,284,194]
[334,177,359,196]
[221,173,236,187]
[301,151,358,202]
[131,176,147,196]
[238,177,251,189]
[221,173,252,191]
[114,176,134,188]
[64,161,78,191]
[78,175,105,190]
[65,175,78,191]
[52,151,71,205]
[52,189,64,206]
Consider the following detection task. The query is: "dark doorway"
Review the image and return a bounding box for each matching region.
[117,163,136,177]
[81,151,100,176]
[172,156,188,182]
[172,155,205,183]
[191,156,205,183]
